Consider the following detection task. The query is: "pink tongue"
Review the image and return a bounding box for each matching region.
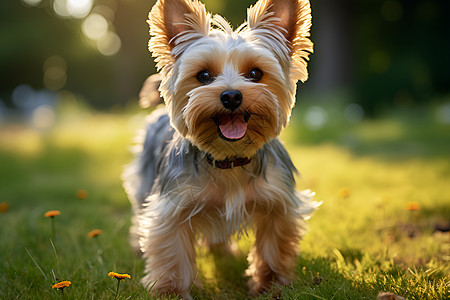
[218,114,248,140]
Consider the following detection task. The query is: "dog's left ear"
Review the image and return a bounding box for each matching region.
[247,0,313,82]
[148,0,210,69]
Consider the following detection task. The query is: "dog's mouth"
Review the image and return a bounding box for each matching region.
[213,112,251,142]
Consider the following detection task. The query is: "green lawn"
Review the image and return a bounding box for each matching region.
[1,101,449,299]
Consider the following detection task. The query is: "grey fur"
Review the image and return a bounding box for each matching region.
[122,95,319,296]
[124,109,300,211]
[123,108,173,209]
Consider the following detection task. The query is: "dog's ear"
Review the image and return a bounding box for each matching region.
[148,0,210,69]
[139,74,164,108]
[247,0,313,82]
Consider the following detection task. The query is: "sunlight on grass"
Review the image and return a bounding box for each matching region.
[353,119,405,141]
[0,127,45,157]
[288,144,449,260]
[0,101,449,299]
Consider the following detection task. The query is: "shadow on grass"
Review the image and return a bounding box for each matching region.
[212,248,249,295]
[291,250,449,300]
[0,147,89,209]
[194,246,383,300]
[193,244,449,300]
[192,245,249,299]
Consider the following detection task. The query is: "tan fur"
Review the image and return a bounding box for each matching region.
[135,153,317,297]
[129,0,317,298]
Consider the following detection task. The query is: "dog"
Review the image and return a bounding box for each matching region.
[123,0,319,298]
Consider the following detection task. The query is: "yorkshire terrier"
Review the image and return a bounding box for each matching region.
[123,0,319,298]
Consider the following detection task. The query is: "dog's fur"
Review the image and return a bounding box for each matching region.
[123,0,318,297]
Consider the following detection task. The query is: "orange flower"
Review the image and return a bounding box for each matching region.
[109,272,130,300]
[52,280,71,290]
[45,210,61,218]
[406,202,420,211]
[0,202,9,213]
[338,187,350,198]
[88,229,103,238]
[76,189,88,199]
[108,272,131,281]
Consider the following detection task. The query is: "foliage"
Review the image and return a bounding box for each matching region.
[350,0,450,114]
[1,0,449,113]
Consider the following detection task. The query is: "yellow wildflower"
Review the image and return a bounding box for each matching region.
[406,202,420,211]
[0,202,9,213]
[44,210,61,218]
[108,272,131,281]
[76,189,88,199]
[338,187,350,198]
[88,229,103,238]
[109,272,130,300]
[52,280,71,290]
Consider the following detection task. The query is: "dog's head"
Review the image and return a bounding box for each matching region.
[148,0,313,160]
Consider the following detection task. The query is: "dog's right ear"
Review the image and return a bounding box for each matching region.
[148,0,210,69]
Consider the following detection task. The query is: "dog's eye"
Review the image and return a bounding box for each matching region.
[247,68,263,82]
[196,70,214,84]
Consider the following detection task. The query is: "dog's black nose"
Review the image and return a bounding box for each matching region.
[220,90,242,111]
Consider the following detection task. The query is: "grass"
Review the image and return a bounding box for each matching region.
[0,99,449,299]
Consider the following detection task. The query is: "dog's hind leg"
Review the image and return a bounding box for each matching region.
[122,109,173,253]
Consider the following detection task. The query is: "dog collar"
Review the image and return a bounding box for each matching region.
[206,154,251,169]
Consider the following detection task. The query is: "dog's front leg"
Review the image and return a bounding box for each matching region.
[140,200,197,299]
[246,208,302,294]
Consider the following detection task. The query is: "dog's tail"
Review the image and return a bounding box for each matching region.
[139,73,164,108]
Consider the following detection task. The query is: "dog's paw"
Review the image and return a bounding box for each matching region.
[247,273,290,296]
[247,277,267,296]
[180,292,193,300]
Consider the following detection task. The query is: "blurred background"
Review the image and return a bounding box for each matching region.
[1,0,449,124]
[1,2,449,298]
